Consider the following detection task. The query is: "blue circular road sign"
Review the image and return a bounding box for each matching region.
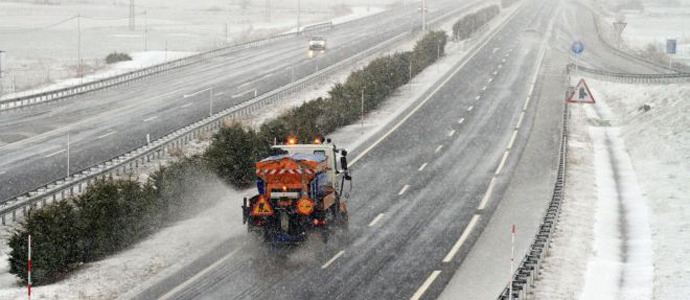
[571,41,585,55]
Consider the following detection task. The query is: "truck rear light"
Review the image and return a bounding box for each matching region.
[313,219,327,226]
[313,219,319,226]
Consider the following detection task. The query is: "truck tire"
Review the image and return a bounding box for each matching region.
[331,205,349,231]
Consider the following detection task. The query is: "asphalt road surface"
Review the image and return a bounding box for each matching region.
[0,0,473,203]
[144,1,567,299]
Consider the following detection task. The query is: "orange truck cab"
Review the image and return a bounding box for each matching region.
[242,139,351,244]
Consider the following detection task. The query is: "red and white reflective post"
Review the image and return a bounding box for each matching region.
[28,234,32,299]
[509,224,515,300]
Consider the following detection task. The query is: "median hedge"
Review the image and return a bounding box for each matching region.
[452,5,500,41]
[8,157,215,285]
[209,31,447,185]
[8,30,448,285]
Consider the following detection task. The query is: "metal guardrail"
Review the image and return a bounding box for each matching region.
[496,67,570,300]
[0,0,479,225]
[570,63,690,83]
[302,21,334,34]
[0,31,410,225]
[0,17,352,112]
[0,32,297,111]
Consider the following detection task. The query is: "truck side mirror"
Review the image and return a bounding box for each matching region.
[340,156,348,171]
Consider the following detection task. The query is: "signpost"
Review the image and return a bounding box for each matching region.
[569,41,585,84]
[667,39,677,69]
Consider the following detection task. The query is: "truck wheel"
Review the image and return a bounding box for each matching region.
[331,205,349,231]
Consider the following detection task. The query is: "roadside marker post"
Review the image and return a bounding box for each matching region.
[509,225,515,300]
[28,235,31,300]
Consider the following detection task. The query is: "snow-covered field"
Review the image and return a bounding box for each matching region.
[533,77,690,299]
[0,0,392,97]
[601,2,690,65]
[0,3,486,298]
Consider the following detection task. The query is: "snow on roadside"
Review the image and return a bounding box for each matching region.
[0,182,250,300]
[531,104,596,300]
[0,5,388,102]
[533,77,688,299]
[0,51,195,101]
[0,8,473,299]
[584,79,690,300]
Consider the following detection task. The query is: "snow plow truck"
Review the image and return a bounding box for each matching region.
[242,138,351,244]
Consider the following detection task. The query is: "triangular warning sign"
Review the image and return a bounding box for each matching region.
[568,79,596,103]
[251,196,274,216]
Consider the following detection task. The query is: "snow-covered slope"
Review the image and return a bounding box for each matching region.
[533,78,690,299]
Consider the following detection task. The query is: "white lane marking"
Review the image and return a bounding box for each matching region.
[458,118,465,124]
[502,58,507,63]
[183,87,211,98]
[418,162,428,171]
[475,95,481,101]
[0,88,184,152]
[493,71,498,75]
[368,213,385,227]
[398,184,410,196]
[214,91,226,97]
[528,81,536,96]
[435,145,443,153]
[478,177,497,210]
[143,116,159,122]
[0,171,7,175]
[97,131,116,140]
[516,112,525,129]
[442,215,481,263]
[492,47,499,53]
[495,151,510,175]
[348,6,519,167]
[321,251,345,269]
[488,77,494,83]
[467,106,474,112]
[410,270,442,300]
[504,53,510,58]
[232,88,257,98]
[481,86,487,91]
[498,64,503,69]
[180,103,193,109]
[507,130,519,150]
[523,96,531,111]
[159,247,243,300]
[45,149,66,158]
[448,130,456,137]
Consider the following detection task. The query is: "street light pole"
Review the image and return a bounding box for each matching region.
[361,89,364,134]
[409,59,413,92]
[67,132,71,177]
[297,0,301,34]
[143,10,148,51]
[77,13,82,81]
[422,0,426,32]
[209,87,214,117]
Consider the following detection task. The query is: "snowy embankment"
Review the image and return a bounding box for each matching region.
[0,7,478,299]
[602,5,690,65]
[0,5,386,102]
[0,51,194,101]
[533,78,690,299]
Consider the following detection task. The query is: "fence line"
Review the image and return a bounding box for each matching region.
[571,63,690,83]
